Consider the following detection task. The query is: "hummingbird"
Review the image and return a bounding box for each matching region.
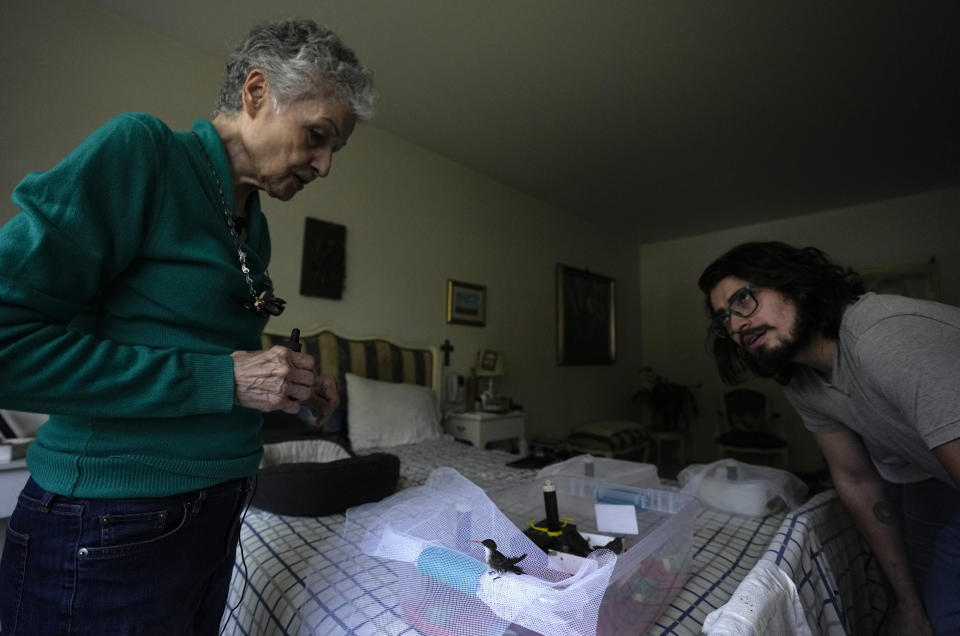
[472,539,526,578]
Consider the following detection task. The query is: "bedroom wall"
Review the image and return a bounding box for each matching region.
[638,187,960,474]
[1,0,644,442]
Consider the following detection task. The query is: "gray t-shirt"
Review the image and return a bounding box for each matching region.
[785,293,960,485]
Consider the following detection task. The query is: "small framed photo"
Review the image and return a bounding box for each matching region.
[478,349,499,371]
[446,280,486,326]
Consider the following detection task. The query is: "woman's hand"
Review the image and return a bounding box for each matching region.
[311,374,341,422]
[231,346,317,413]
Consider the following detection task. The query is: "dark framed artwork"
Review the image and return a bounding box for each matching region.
[859,257,941,301]
[556,264,616,365]
[446,280,486,326]
[300,217,346,299]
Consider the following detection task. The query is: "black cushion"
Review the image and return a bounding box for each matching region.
[252,452,400,516]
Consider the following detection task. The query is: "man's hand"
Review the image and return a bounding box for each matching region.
[880,600,933,636]
[231,346,317,413]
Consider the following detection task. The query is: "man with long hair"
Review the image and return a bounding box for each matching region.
[699,241,960,635]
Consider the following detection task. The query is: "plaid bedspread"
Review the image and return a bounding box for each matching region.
[645,507,784,635]
[220,441,884,635]
[701,490,888,635]
[220,440,537,635]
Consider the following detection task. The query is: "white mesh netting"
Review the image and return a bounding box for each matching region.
[342,467,617,636]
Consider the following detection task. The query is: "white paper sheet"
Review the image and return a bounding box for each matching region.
[594,503,639,534]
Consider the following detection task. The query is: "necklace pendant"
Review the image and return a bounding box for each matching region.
[192,132,284,318]
[246,289,286,317]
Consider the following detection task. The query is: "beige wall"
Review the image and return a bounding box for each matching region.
[639,187,960,472]
[0,0,222,198]
[1,0,643,441]
[265,123,645,438]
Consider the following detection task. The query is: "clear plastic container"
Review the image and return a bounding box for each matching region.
[491,475,700,635]
[536,455,660,489]
[678,459,809,516]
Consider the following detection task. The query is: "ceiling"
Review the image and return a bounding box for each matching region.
[90,0,960,243]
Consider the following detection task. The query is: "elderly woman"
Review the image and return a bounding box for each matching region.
[0,20,373,635]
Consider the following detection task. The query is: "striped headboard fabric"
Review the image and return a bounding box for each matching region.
[261,329,439,397]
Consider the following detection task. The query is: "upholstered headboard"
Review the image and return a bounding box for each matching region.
[261,327,442,400]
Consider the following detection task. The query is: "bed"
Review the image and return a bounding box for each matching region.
[697,489,889,635]
[218,328,888,635]
[666,489,888,635]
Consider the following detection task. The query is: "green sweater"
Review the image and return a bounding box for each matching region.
[0,113,271,497]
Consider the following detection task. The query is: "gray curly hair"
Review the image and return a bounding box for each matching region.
[215,19,375,120]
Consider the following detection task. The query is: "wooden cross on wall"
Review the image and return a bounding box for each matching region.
[441,339,454,366]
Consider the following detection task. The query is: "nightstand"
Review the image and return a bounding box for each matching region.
[444,411,528,456]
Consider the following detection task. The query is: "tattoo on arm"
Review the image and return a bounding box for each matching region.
[873,500,897,526]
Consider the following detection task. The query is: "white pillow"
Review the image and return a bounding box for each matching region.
[346,373,442,450]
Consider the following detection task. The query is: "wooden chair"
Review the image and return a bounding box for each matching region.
[715,389,789,468]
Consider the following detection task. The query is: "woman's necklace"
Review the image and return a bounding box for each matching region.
[192,132,285,317]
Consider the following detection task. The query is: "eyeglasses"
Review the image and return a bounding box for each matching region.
[710,286,758,338]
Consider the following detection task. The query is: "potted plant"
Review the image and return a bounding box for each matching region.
[631,367,700,431]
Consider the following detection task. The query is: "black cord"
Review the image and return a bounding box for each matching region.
[219,473,258,636]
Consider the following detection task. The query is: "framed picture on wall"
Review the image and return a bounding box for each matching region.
[859,257,940,301]
[556,264,616,365]
[446,280,486,326]
[300,217,346,299]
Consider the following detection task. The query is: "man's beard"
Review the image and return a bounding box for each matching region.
[746,311,815,375]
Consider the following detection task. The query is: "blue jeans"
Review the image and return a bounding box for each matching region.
[0,476,252,635]
[927,511,960,635]
[884,478,960,634]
